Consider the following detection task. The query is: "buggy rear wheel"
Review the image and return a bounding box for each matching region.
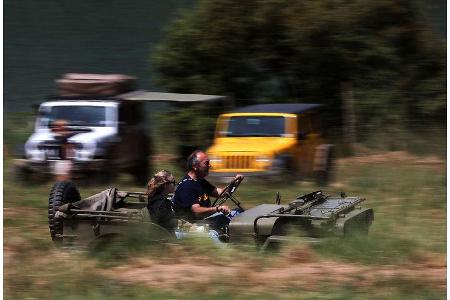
[48,181,81,243]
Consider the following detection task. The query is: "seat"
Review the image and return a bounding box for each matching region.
[68,188,117,212]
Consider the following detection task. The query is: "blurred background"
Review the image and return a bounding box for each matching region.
[4,0,446,299]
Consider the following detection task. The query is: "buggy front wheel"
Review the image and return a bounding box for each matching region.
[48,181,81,243]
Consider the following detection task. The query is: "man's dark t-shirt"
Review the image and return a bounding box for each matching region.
[172,175,216,221]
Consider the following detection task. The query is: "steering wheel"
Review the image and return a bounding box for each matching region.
[212,176,244,207]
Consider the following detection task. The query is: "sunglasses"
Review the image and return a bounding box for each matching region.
[166,180,176,185]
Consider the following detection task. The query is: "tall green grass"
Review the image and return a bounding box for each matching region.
[3,113,446,299]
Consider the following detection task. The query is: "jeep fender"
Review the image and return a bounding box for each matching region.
[335,207,374,236]
[313,144,334,172]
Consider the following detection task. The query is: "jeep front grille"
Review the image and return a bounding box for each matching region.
[223,155,255,169]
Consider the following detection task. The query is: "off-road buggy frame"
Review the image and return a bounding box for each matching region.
[48,178,374,249]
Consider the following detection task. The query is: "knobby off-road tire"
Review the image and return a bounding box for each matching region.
[48,181,81,243]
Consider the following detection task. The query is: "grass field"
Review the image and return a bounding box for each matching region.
[3,149,446,299]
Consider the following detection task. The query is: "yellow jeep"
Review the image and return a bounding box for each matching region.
[207,104,334,184]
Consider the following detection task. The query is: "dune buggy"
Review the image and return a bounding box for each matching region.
[48,177,374,249]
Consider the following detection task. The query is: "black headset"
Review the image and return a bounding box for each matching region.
[186,150,203,171]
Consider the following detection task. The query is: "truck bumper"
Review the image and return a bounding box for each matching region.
[13,158,108,175]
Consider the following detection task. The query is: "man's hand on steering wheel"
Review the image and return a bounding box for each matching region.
[216,205,230,214]
[214,174,244,204]
[235,174,244,181]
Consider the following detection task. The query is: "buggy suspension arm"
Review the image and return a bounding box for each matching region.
[68,209,143,221]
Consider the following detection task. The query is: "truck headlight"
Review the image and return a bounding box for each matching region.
[73,143,84,150]
[73,142,96,160]
[29,150,46,161]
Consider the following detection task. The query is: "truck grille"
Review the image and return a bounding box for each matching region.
[223,155,255,169]
[38,145,62,160]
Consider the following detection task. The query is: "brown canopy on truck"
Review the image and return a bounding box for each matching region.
[56,73,136,97]
[55,73,227,103]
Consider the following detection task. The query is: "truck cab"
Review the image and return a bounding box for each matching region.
[20,98,150,184]
[207,103,334,184]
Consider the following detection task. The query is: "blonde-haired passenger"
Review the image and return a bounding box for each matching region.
[146,170,177,230]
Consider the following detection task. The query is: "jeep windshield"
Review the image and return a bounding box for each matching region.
[38,106,109,127]
[224,116,285,137]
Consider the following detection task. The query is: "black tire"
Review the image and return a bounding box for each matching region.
[48,181,81,243]
[131,159,150,186]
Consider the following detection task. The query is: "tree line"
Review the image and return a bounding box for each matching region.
[151,0,445,152]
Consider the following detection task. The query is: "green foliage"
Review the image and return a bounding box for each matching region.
[4,112,35,150]
[155,103,220,152]
[152,0,445,147]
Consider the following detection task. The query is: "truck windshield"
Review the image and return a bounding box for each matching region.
[38,106,108,127]
[225,116,285,137]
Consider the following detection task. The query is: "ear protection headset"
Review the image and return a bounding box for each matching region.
[186,150,202,171]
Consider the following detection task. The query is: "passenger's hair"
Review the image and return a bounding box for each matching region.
[186,150,204,171]
[146,170,174,199]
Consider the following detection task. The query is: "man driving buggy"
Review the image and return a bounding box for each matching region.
[172,150,243,229]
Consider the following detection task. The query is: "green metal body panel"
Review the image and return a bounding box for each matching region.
[50,182,374,247]
[228,204,285,242]
[335,207,374,235]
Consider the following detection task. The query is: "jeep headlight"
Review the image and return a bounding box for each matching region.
[256,155,272,163]
[209,155,222,164]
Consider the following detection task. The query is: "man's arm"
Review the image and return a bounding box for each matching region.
[192,203,230,215]
[191,204,218,215]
